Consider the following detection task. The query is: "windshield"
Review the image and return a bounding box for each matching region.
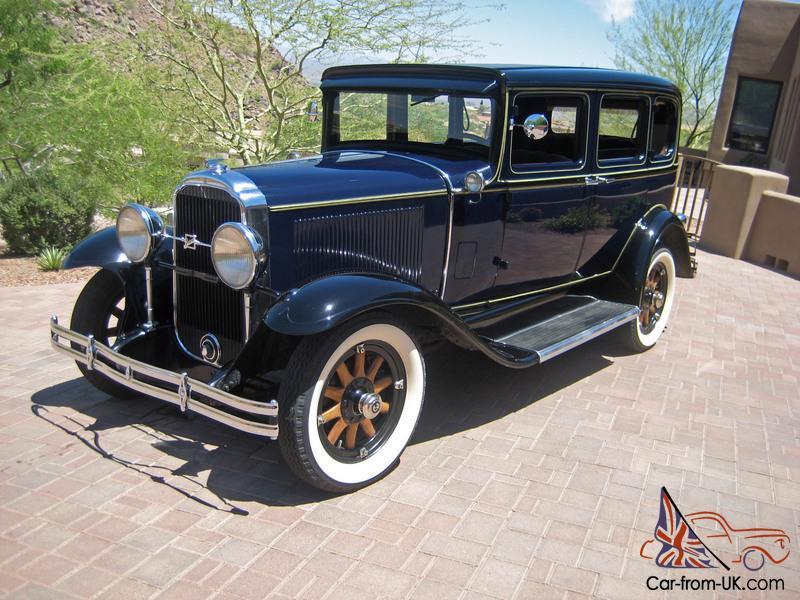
[326,91,495,158]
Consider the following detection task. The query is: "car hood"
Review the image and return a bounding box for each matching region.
[222,150,493,210]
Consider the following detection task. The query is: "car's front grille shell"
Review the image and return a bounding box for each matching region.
[174,185,245,364]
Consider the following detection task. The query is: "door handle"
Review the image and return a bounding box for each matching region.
[585,175,613,186]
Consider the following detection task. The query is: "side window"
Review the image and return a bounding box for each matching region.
[597,95,649,166]
[650,98,678,162]
[726,77,782,154]
[510,94,587,173]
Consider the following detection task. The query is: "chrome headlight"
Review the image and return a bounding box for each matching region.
[211,223,263,289]
[116,203,163,263]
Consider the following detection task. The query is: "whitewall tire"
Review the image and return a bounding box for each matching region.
[625,248,676,351]
[278,314,425,492]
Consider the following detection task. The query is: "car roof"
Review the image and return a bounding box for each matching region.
[321,63,680,96]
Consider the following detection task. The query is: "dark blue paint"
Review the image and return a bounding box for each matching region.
[497,180,587,287]
[63,227,129,272]
[322,64,679,95]
[64,64,691,371]
[443,189,504,304]
[263,274,538,369]
[237,151,447,210]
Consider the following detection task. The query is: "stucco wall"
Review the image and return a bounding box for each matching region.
[744,190,800,276]
[708,0,800,191]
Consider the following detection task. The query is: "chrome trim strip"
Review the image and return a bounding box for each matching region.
[497,163,676,186]
[49,316,278,438]
[536,305,639,362]
[267,189,444,212]
[144,266,154,329]
[243,292,251,341]
[452,204,668,310]
[177,169,268,212]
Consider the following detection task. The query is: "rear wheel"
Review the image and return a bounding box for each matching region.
[623,248,676,352]
[70,269,138,399]
[278,314,425,493]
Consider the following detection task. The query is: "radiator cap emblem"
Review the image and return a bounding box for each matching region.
[200,333,221,364]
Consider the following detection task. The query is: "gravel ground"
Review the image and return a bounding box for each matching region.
[0,256,97,287]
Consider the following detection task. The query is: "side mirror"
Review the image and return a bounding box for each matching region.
[523,113,549,140]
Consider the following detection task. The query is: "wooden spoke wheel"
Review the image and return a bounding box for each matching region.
[639,262,667,335]
[278,315,425,493]
[624,248,676,352]
[317,341,405,461]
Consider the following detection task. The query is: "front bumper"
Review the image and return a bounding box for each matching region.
[49,316,278,438]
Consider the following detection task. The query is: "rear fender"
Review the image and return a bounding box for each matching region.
[585,208,692,305]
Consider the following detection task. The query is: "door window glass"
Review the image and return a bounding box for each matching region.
[650,98,678,161]
[597,96,649,165]
[510,94,587,172]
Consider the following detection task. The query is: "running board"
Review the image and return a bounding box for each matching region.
[487,297,639,364]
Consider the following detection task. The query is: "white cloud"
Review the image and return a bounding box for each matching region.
[584,0,635,22]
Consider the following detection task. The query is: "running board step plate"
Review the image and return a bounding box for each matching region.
[492,297,639,363]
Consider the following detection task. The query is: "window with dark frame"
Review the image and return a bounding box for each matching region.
[597,95,649,165]
[510,94,587,172]
[649,98,678,161]
[726,77,782,154]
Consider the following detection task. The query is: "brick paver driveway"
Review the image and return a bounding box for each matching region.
[1,249,798,599]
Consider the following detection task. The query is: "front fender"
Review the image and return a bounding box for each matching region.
[264,274,446,336]
[63,227,130,273]
[263,274,538,369]
[63,227,174,326]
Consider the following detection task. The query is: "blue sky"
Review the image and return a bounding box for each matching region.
[451,0,640,67]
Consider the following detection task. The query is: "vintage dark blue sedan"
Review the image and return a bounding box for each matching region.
[50,64,693,491]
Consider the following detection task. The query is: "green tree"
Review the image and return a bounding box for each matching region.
[141,0,482,164]
[608,0,737,149]
[0,0,59,92]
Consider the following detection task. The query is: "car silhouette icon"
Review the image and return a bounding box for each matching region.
[641,510,790,571]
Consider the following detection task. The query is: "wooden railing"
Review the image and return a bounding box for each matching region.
[671,154,719,257]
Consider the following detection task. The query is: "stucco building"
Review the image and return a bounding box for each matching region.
[708,0,800,195]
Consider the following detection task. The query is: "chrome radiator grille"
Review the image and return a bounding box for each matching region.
[174,185,245,364]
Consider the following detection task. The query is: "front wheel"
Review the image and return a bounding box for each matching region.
[622,248,677,352]
[278,314,425,493]
[70,269,138,399]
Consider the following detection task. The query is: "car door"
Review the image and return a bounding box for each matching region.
[577,94,679,275]
[494,92,590,294]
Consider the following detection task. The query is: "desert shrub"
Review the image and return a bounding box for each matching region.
[0,170,95,254]
[36,246,68,271]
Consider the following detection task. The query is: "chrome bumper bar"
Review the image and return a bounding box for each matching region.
[49,316,278,438]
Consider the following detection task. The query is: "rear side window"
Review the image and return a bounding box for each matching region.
[597,95,649,166]
[510,94,587,173]
[650,98,678,161]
